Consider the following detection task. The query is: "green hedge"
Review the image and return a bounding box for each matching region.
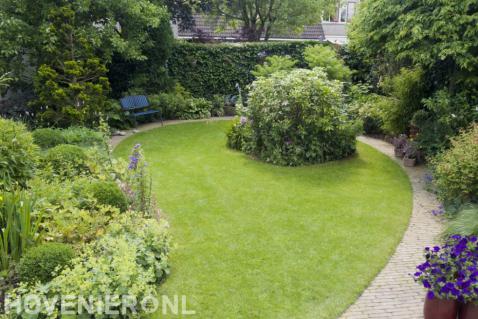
[168,41,326,98]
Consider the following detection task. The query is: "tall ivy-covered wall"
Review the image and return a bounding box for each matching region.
[167,41,328,98]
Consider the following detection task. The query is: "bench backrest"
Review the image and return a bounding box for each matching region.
[120,95,149,110]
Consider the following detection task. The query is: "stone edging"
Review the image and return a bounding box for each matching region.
[340,136,443,319]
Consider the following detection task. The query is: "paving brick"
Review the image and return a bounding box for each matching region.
[339,137,443,319]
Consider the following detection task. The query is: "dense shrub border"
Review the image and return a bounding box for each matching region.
[432,124,478,207]
[168,41,331,98]
[228,68,359,166]
[0,118,171,317]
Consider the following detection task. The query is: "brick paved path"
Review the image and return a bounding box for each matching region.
[340,136,444,319]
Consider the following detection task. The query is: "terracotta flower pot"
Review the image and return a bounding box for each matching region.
[403,157,416,167]
[424,297,458,319]
[459,303,478,319]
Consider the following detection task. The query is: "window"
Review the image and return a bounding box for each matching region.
[322,1,359,23]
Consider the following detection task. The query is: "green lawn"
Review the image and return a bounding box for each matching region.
[114,120,412,319]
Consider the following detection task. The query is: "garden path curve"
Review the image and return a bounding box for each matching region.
[340,136,443,319]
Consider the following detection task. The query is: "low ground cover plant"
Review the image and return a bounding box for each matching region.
[0,117,171,317]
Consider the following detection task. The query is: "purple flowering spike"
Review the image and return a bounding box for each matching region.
[427,291,435,300]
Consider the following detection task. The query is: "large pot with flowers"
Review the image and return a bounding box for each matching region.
[414,235,478,319]
[393,134,408,158]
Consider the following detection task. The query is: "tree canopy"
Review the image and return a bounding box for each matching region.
[206,0,335,41]
[349,0,478,88]
[0,0,169,78]
[348,0,478,155]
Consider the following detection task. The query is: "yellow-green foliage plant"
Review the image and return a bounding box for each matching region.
[0,119,39,190]
[432,124,478,207]
[304,45,351,81]
[252,55,298,78]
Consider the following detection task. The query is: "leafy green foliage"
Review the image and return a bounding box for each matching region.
[28,5,112,128]
[119,144,154,216]
[378,68,424,134]
[83,181,128,212]
[0,0,170,124]
[443,205,478,237]
[13,213,170,317]
[0,190,42,271]
[60,127,106,148]
[0,72,12,94]
[149,84,212,120]
[108,19,175,97]
[350,0,478,74]
[412,90,478,155]
[349,0,478,155]
[234,68,358,166]
[43,144,89,180]
[168,41,323,98]
[32,128,66,149]
[304,45,351,81]
[432,124,478,206]
[252,55,297,78]
[18,242,75,283]
[347,84,384,135]
[0,0,169,81]
[227,117,253,151]
[0,118,39,190]
[210,94,226,117]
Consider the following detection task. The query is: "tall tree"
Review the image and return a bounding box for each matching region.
[206,0,335,41]
[32,4,111,127]
[0,0,169,83]
[348,0,478,154]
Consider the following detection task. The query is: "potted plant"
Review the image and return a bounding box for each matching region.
[414,235,478,319]
[393,134,407,158]
[403,141,419,167]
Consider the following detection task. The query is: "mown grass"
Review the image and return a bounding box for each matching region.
[114,120,412,319]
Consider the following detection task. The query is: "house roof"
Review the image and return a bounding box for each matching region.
[176,14,325,41]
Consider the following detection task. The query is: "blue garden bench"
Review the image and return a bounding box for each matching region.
[119,95,163,126]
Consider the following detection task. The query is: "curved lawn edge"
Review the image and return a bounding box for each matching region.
[340,136,444,319]
[113,122,414,318]
[110,117,233,149]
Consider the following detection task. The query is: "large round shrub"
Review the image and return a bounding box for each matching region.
[238,68,358,166]
[0,118,39,189]
[18,242,75,283]
[432,124,478,206]
[84,180,129,212]
[44,144,89,178]
[32,128,66,149]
